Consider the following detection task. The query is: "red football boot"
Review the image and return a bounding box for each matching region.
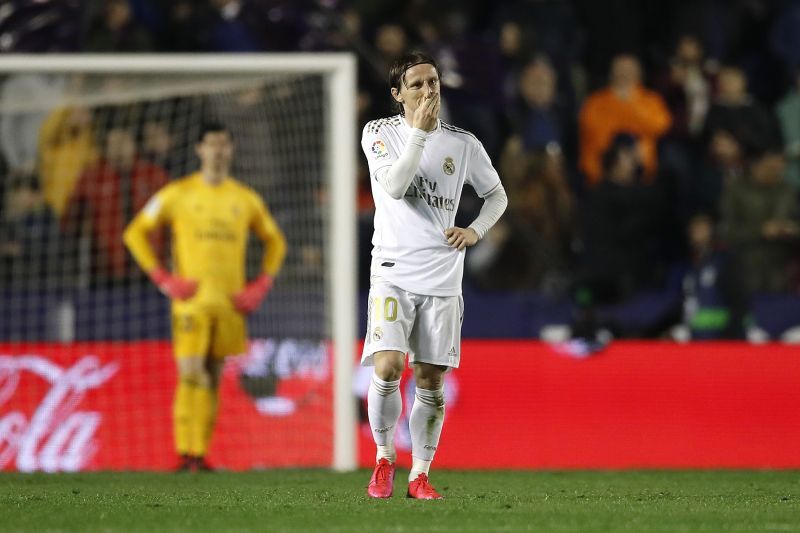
[367,458,396,498]
[406,473,442,500]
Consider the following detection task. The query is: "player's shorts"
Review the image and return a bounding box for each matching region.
[171,305,247,359]
[361,276,464,369]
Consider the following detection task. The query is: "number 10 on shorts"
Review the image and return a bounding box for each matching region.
[371,297,398,322]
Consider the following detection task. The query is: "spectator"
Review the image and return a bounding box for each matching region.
[495,21,532,106]
[667,212,749,341]
[63,126,168,285]
[575,134,666,305]
[776,69,800,191]
[690,128,747,218]
[352,21,411,126]
[38,106,99,216]
[506,57,571,158]
[492,0,581,114]
[84,0,154,52]
[423,9,504,158]
[720,148,799,293]
[656,35,716,143]
[140,118,176,176]
[654,35,720,222]
[578,54,672,185]
[204,0,266,52]
[0,174,61,288]
[701,65,782,157]
[0,73,65,179]
[469,147,575,291]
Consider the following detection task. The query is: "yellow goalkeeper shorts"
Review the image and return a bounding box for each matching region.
[171,306,247,359]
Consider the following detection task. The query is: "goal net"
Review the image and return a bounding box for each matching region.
[0,55,356,472]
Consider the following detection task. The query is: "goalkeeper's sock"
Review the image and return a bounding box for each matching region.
[202,387,219,454]
[408,386,444,477]
[173,380,195,456]
[191,385,216,457]
[367,373,402,463]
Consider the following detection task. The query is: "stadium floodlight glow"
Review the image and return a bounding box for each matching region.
[0,54,357,472]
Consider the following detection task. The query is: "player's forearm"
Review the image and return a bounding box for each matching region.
[261,230,287,277]
[468,183,508,239]
[123,218,160,273]
[375,128,427,199]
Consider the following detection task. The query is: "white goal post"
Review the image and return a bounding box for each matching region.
[0,54,358,472]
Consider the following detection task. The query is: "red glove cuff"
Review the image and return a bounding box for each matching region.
[149,266,198,300]
[149,266,169,286]
[232,275,274,313]
[252,274,273,294]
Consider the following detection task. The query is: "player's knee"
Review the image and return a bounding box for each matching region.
[413,363,445,390]
[178,363,211,387]
[373,351,405,381]
[181,371,210,387]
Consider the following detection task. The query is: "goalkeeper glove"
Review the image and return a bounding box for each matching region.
[149,267,198,301]
[232,274,273,314]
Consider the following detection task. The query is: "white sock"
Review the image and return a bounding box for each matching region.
[408,386,444,481]
[409,458,432,482]
[367,373,402,463]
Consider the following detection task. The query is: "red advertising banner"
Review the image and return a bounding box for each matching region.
[2,340,799,471]
[0,340,332,472]
[356,341,800,469]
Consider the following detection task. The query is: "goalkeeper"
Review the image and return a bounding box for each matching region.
[124,122,286,471]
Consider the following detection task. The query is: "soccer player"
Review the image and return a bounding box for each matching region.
[361,52,508,499]
[123,122,286,471]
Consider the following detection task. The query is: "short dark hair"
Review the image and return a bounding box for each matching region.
[601,132,638,173]
[197,122,230,143]
[388,51,441,115]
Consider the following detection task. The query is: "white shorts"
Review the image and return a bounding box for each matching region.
[361,277,464,369]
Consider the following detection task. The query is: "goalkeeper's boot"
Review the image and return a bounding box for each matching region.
[407,473,442,500]
[192,456,215,473]
[175,454,192,473]
[367,458,396,498]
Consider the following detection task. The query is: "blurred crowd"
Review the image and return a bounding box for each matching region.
[2,0,800,341]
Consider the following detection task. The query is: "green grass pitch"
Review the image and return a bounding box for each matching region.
[2,470,799,532]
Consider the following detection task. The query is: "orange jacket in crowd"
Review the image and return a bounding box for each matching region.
[579,85,672,185]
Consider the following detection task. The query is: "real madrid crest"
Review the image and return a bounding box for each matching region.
[443,156,455,175]
[373,326,383,342]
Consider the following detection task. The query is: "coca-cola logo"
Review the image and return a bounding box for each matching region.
[0,354,119,472]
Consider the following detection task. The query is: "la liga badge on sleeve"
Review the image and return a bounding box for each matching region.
[371,140,389,159]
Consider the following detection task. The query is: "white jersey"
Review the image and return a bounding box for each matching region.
[361,115,501,296]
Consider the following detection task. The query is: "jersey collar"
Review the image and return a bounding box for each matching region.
[398,114,441,137]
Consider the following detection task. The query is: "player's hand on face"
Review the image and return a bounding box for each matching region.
[412,93,440,132]
[444,226,479,251]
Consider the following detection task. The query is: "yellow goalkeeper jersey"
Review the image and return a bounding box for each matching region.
[124,172,286,312]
